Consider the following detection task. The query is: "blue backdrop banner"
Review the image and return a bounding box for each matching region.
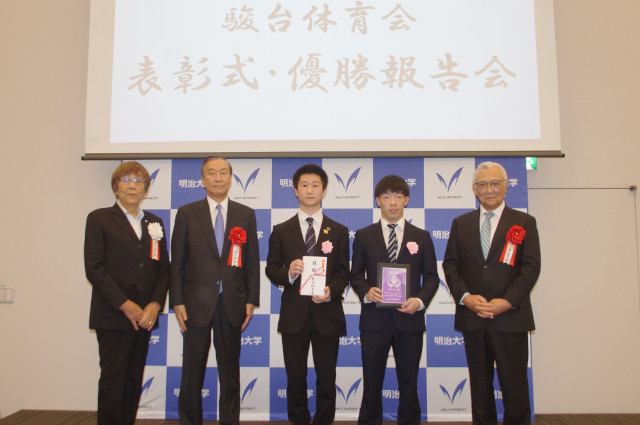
[134,157,532,422]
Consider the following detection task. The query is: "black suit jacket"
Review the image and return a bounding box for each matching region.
[265,214,350,336]
[350,220,439,333]
[443,206,541,332]
[170,198,260,328]
[84,204,169,330]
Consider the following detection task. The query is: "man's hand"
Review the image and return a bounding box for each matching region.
[174,304,188,333]
[485,298,513,318]
[397,297,421,315]
[241,303,256,331]
[462,294,494,319]
[463,295,512,319]
[119,300,143,330]
[139,301,161,331]
[288,259,304,280]
[312,286,331,304]
[365,287,383,303]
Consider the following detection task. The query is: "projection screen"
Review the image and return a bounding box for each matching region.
[84,0,562,159]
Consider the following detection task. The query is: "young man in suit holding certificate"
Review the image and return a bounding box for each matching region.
[350,175,439,425]
[266,164,350,425]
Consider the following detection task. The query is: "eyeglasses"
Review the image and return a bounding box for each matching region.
[119,177,146,185]
[474,180,505,191]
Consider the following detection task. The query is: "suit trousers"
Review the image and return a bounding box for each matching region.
[179,294,241,425]
[96,327,150,425]
[463,323,530,425]
[281,312,340,425]
[358,317,423,425]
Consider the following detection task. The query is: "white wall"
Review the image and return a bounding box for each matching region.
[528,0,640,413]
[0,0,638,417]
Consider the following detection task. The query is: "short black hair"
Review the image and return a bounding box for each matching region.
[292,164,328,189]
[374,175,410,197]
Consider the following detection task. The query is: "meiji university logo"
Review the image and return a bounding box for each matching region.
[439,279,451,297]
[242,378,258,403]
[436,167,463,193]
[234,168,260,193]
[335,167,361,192]
[142,377,154,396]
[440,379,467,404]
[149,168,160,186]
[144,169,162,202]
[336,378,362,403]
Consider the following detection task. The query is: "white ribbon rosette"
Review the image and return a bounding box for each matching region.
[148,222,163,260]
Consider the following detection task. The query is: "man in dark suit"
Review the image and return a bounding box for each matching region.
[85,161,169,425]
[443,161,541,425]
[170,156,260,425]
[350,175,439,425]
[266,164,350,425]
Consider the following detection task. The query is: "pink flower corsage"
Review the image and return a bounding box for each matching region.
[406,241,419,255]
[321,240,333,254]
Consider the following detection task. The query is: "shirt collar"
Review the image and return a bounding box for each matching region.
[116,200,143,220]
[298,209,323,225]
[207,195,229,213]
[480,201,506,219]
[380,217,405,231]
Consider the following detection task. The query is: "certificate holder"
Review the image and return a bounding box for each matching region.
[300,256,327,296]
[376,263,410,308]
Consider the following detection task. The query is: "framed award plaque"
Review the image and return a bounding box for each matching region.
[376,263,410,308]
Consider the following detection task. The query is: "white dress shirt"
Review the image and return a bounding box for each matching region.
[207,196,229,238]
[288,209,324,285]
[117,200,143,239]
[460,201,506,304]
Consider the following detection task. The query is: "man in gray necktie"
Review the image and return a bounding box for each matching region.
[443,161,541,425]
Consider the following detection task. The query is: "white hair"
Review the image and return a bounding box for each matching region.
[472,161,508,186]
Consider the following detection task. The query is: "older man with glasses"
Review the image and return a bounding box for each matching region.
[443,161,541,425]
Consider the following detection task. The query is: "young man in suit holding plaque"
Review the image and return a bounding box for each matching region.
[266,164,350,425]
[350,175,439,425]
[443,161,541,425]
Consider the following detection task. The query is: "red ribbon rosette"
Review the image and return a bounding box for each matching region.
[506,225,526,245]
[499,225,526,266]
[228,227,247,267]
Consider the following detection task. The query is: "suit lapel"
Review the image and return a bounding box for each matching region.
[372,220,389,260]
[488,206,513,260]
[466,209,484,260]
[286,215,307,255]
[221,200,238,259]
[225,200,254,259]
[110,204,140,241]
[141,214,150,244]
[396,221,416,263]
[315,216,334,256]
[196,199,219,257]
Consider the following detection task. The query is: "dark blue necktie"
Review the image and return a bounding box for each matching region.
[304,217,316,254]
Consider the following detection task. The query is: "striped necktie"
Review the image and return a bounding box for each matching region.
[388,223,398,263]
[304,217,316,254]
